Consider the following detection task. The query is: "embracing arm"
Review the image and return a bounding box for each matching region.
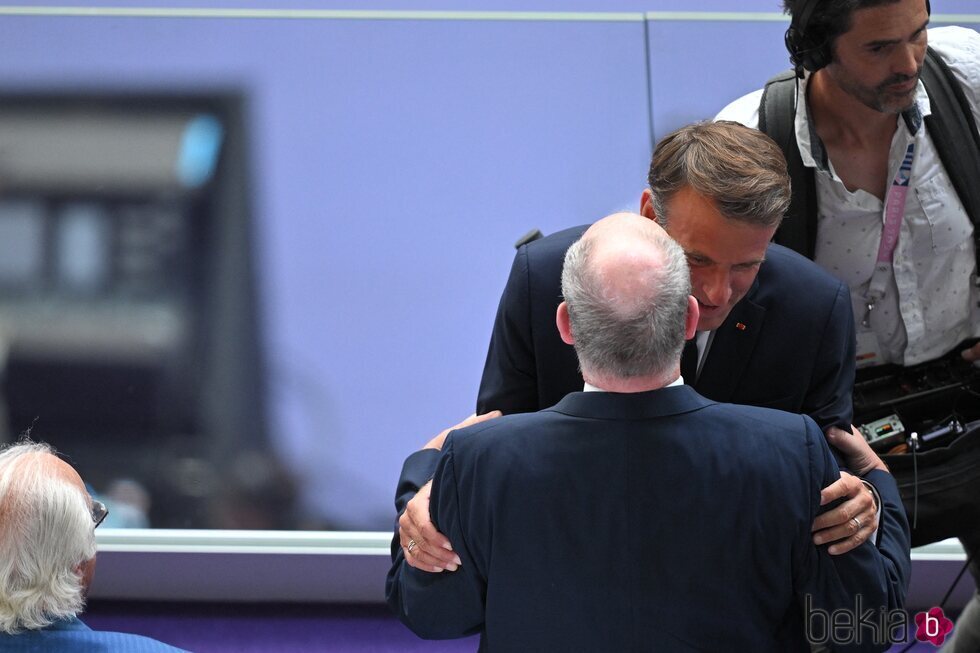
[803,281,880,554]
[396,412,501,572]
[795,417,911,652]
[386,435,487,639]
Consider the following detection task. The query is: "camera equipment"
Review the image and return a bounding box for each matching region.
[854,340,980,454]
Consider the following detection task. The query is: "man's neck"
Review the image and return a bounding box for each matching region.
[807,70,900,199]
[583,366,680,393]
[808,70,898,148]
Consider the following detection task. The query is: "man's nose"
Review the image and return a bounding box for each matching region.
[894,42,924,78]
[701,269,733,306]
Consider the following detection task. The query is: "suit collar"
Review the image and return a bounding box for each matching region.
[41,617,89,632]
[546,384,714,420]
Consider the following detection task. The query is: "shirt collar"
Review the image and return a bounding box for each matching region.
[794,71,928,173]
[41,617,89,632]
[584,375,684,393]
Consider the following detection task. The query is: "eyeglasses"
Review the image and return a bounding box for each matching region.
[92,500,109,528]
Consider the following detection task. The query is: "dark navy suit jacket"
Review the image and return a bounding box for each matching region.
[387,387,911,652]
[477,225,857,431]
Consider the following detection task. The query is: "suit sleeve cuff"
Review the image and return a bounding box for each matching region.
[394,449,443,515]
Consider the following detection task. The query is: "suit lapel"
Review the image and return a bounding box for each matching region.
[695,286,766,402]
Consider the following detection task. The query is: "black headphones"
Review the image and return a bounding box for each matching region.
[785,0,931,78]
[785,0,827,77]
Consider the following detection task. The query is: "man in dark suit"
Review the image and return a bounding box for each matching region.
[386,213,911,652]
[0,441,188,653]
[401,122,878,574]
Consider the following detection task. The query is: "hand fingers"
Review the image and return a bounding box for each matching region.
[822,502,879,555]
[398,484,461,571]
[962,342,980,363]
[425,410,505,450]
[819,474,855,507]
[399,514,461,571]
[825,428,867,475]
[402,539,460,572]
[815,475,871,527]
[812,482,877,553]
[456,410,503,430]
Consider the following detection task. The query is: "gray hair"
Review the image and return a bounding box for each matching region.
[561,222,691,380]
[0,442,96,634]
[647,121,790,229]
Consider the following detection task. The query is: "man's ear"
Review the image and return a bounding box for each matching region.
[76,557,97,598]
[556,302,575,345]
[640,189,657,221]
[685,295,699,340]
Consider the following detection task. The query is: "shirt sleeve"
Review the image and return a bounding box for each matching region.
[714,88,764,128]
[926,27,980,136]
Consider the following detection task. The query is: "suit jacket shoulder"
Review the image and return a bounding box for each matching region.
[476,225,588,415]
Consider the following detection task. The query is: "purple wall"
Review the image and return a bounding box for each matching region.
[0,3,976,529]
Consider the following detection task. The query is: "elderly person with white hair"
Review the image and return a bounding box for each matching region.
[0,441,187,652]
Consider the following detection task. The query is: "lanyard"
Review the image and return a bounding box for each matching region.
[863,142,916,325]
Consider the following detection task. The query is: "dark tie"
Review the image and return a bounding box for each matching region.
[681,339,699,385]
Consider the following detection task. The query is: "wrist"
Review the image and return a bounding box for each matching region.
[860,479,880,512]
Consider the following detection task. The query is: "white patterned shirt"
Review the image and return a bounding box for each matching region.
[716,26,980,366]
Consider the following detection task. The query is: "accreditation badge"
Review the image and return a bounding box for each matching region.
[856,329,883,369]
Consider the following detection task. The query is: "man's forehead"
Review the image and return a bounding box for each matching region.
[846,1,929,42]
[664,216,772,264]
[683,244,766,265]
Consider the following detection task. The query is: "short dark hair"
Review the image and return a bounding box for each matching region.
[646,121,790,228]
[783,0,903,66]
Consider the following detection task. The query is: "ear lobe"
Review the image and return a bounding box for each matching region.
[556,302,575,345]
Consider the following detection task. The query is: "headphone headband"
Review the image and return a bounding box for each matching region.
[786,0,932,78]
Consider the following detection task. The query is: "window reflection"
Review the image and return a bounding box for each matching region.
[0,95,298,529]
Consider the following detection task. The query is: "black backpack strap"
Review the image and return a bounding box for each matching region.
[759,70,818,259]
[921,45,980,272]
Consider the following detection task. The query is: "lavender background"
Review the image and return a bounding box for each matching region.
[0,1,976,531]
